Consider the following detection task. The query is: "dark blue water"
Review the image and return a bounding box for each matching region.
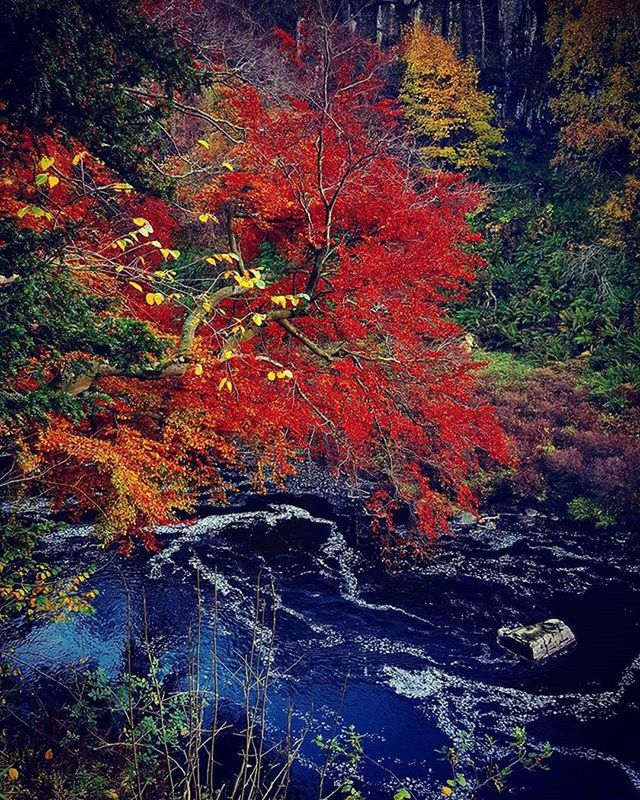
[5,498,640,798]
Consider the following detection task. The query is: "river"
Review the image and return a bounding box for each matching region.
[4,493,640,799]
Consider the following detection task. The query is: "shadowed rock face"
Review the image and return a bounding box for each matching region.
[337,0,550,127]
[498,618,577,660]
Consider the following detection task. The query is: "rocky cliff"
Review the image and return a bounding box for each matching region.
[337,0,550,127]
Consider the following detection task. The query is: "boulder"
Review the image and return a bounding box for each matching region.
[497,618,576,661]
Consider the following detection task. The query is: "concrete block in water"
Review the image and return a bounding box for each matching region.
[497,618,576,661]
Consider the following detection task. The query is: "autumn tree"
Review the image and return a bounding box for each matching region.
[1,11,508,559]
[400,22,504,172]
[545,0,640,361]
[545,0,640,249]
[0,0,202,573]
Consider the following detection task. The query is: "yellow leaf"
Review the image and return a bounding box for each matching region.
[194,364,203,376]
[145,292,156,305]
[225,379,233,392]
[440,789,453,797]
[48,175,59,188]
[267,371,276,381]
[133,217,149,227]
[252,313,264,326]
[72,151,87,165]
[129,281,143,292]
[153,292,164,305]
[40,156,55,170]
[115,265,124,273]
[7,767,19,782]
[198,139,210,150]
[202,300,212,312]
[221,161,234,171]
[222,350,233,360]
[44,749,54,761]
[198,213,211,223]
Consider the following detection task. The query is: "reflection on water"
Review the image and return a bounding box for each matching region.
[5,498,640,799]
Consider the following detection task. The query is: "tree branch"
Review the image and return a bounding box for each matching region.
[277,319,333,361]
[124,88,246,144]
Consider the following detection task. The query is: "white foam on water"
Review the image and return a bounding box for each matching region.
[422,518,640,606]
[353,635,431,660]
[273,600,345,642]
[383,648,640,736]
[149,504,335,580]
[553,746,640,792]
[319,529,436,626]
[381,658,640,794]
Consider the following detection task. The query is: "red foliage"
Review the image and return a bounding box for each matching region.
[484,365,640,523]
[6,22,509,559]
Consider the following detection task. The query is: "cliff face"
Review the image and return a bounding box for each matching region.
[339,0,551,128]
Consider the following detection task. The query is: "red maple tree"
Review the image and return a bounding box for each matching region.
[4,20,508,558]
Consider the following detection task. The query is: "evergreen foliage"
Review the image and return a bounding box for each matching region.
[0,0,197,185]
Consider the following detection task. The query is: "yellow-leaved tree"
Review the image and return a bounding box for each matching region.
[400,23,504,171]
[546,0,640,248]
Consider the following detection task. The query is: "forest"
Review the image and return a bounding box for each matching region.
[0,0,639,798]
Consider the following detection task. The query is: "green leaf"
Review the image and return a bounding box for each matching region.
[393,788,411,800]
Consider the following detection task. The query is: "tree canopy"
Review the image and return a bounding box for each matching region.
[0,6,508,559]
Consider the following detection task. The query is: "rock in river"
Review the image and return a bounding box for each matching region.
[498,618,576,661]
